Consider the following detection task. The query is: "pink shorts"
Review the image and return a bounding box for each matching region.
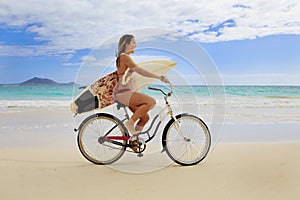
[114,89,134,106]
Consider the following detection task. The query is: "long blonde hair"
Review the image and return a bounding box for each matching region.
[116,34,134,57]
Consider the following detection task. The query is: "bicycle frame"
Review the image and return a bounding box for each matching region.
[105,101,174,143]
[101,83,190,149]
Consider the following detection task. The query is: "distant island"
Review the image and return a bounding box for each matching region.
[0,77,75,86]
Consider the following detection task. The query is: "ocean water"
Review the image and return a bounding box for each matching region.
[0,85,75,100]
[1,85,300,100]
[0,85,300,109]
[1,85,300,129]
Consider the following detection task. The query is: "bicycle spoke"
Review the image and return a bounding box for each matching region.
[78,114,127,165]
[163,114,211,166]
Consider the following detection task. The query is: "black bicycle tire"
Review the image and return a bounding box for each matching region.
[77,113,128,165]
[162,114,211,166]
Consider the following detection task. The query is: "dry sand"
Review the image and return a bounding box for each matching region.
[0,144,300,200]
[1,108,300,199]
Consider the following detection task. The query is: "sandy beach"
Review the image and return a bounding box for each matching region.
[1,143,300,200]
[1,99,300,199]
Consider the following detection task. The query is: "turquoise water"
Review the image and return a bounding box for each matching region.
[0,85,300,100]
[0,85,77,100]
[224,85,300,97]
[144,85,300,98]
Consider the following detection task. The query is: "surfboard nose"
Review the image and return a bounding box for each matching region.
[169,61,177,67]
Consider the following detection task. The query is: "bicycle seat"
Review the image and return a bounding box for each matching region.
[115,100,127,110]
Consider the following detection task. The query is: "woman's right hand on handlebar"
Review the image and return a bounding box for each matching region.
[159,75,170,84]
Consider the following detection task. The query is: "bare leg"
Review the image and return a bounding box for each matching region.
[129,92,155,121]
[129,105,150,131]
[125,92,155,134]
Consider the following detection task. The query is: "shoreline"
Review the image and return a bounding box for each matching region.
[1,103,300,145]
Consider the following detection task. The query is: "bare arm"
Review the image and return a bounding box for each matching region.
[132,66,159,79]
[133,66,169,83]
[122,54,169,83]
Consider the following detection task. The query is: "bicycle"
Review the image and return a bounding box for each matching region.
[74,83,211,166]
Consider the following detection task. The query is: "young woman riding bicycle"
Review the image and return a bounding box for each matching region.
[114,34,169,138]
[76,35,211,165]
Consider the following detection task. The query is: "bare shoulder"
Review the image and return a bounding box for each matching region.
[120,54,137,68]
[119,53,131,61]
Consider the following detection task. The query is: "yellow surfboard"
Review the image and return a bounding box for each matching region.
[135,60,177,91]
[70,60,177,114]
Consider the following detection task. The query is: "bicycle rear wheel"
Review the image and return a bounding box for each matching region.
[162,114,211,166]
[77,113,127,165]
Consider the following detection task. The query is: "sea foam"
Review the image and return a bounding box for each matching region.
[0,100,71,112]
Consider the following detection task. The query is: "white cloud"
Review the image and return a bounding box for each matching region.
[0,45,34,56]
[0,0,300,55]
[80,55,115,68]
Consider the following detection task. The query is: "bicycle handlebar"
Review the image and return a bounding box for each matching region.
[148,83,173,97]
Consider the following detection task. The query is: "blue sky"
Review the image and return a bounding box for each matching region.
[0,0,300,85]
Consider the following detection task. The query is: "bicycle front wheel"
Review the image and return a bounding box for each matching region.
[162,114,211,166]
[77,113,127,165]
